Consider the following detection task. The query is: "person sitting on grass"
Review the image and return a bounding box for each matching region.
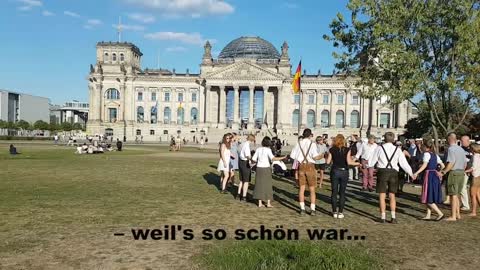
[9,144,19,155]
[413,140,445,221]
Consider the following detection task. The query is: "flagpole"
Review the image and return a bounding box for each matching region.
[297,57,302,136]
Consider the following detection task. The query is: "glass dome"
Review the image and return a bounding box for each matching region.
[218,36,280,60]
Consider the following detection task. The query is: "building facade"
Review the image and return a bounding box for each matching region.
[50,101,89,126]
[0,89,50,123]
[87,37,414,141]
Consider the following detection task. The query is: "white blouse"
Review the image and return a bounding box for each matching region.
[252,147,274,168]
[422,152,444,165]
[473,153,480,178]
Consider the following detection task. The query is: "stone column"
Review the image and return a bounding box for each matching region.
[232,85,240,130]
[97,84,103,122]
[330,90,335,128]
[205,85,211,125]
[397,102,406,128]
[248,86,254,129]
[371,98,378,128]
[198,86,204,124]
[218,86,226,129]
[345,89,350,128]
[262,86,268,129]
[88,83,98,123]
[277,85,289,130]
[316,90,321,128]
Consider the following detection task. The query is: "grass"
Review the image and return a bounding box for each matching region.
[1,142,480,270]
[198,241,380,270]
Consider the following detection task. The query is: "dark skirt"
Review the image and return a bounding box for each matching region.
[421,170,443,204]
[253,167,273,201]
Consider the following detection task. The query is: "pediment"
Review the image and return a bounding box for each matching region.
[203,61,285,80]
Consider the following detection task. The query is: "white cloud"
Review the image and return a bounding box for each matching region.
[112,24,145,32]
[124,0,234,18]
[42,10,54,16]
[64,10,81,18]
[17,0,42,11]
[145,32,212,46]
[87,19,102,25]
[84,19,102,29]
[127,13,155,23]
[283,2,298,9]
[166,46,187,53]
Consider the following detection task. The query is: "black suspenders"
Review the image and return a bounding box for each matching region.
[380,145,398,169]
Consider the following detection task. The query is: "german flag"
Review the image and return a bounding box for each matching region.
[292,60,301,93]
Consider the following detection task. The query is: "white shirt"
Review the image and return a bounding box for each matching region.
[422,152,444,165]
[239,141,251,160]
[252,147,274,168]
[356,142,378,161]
[472,153,480,178]
[315,143,328,164]
[291,138,319,164]
[369,143,413,175]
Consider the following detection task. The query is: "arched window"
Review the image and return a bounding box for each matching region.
[164,107,171,124]
[292,109,299,127]
[191,107,198,125]
[350,110,360,128]
[150,106,157,124]
[105,88,120,100]
[336,110,345,128]
[177,107,185,125]
[307,109,315,128]
[120,53,125,62]
[112,53,117,61]
[104,52,109,61]
[137,106,144,123]
[321,110,329,128]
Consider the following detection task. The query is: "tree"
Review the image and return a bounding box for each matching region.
[61,122,72,131]
[72,123,82,131]
[16,120,31,130]
[325,0,480,148]
[468,113,480,134]
[33,120,49,131]
[48,123,60,132]
[0,120,7,129]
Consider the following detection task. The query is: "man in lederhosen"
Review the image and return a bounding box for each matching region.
[291,129,324,216]
[369,132,414,223]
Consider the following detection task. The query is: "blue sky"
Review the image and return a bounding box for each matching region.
[0,0,350,104]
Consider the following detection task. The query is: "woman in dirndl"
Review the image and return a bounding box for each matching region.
[413,140,445,221]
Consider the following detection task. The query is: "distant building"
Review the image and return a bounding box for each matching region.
[50,101,89,126]
[0,89,50,123]
[87,37,415,141]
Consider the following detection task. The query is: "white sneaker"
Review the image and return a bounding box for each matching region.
[461,207,470,211]
[337,213,345,219]
[333,213,338,219]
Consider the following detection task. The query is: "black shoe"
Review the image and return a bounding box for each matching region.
[310,210,316,216]
[240,197,247,203]
[368,188,374,192]
[221,190,228,194]
[234,194,239,200]
[391,218,398,224]
[300,209,306,216]
[379,218,386,223]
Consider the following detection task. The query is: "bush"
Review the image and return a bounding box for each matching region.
[0,136,52,141]
[197,241,381,270]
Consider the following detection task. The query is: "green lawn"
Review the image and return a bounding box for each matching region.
[1,142,479,270]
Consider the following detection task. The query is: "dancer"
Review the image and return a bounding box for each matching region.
[314,136,328,188]
[237,134,255,202]
[460,135,472,211]
[292,136,303,187]
[437,133,468,221]
[356,135,377,192]
[229,133,239,187]
[369,132,414,224]
[326,134,361,219]
[217,133,233,194]
[252,136,287,208]
[291,129,323,216]
[413,140,445,221]
[468,143,480,216]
